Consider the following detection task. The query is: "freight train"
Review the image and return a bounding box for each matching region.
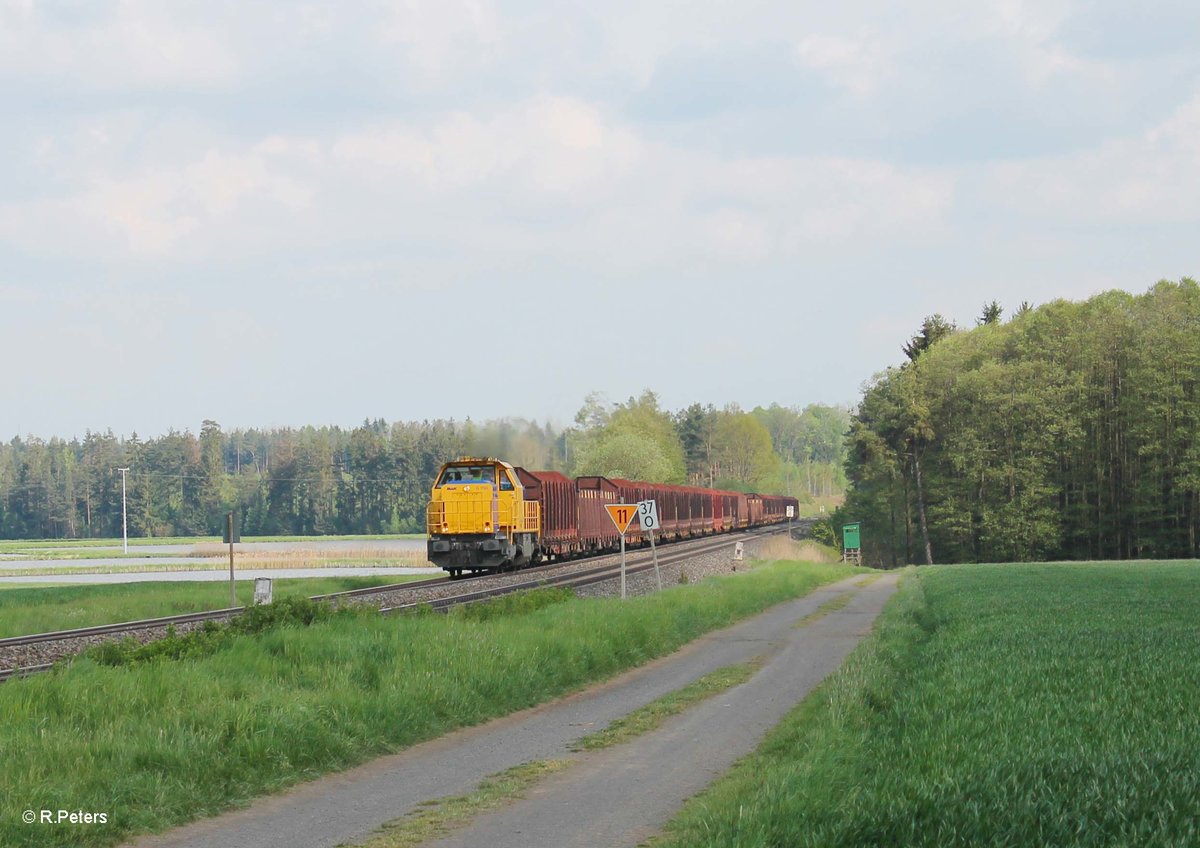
[425,457,799,577]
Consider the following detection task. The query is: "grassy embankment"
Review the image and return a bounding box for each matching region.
[1,556,857,848]
[658,561,1200,847]
[0,576,428,639]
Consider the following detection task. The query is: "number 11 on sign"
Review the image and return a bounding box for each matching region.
[605,504,639,598]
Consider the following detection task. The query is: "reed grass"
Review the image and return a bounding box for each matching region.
[754,536,840,564]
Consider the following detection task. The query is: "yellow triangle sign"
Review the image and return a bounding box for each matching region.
[605,504,639,533]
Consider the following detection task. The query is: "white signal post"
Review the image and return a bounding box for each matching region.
[786,504,795,539]
[117,467,130,554]
[638,500,662,592]
[604,504,639,598]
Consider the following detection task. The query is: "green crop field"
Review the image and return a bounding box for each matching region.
[0,576,426,638]
[660,561,1200,847]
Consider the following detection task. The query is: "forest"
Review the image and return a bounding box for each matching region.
[840,279,1200,566]
[0,396,848,539]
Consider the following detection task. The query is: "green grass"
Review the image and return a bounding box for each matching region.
[791,590,856,628]
[658,562,1200,848]
[356,760,574,848]
[0,559,855,848]
[0,575,424,638]
[572,661,761,752]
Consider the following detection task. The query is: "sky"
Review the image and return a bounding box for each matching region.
[1,0,1198,440]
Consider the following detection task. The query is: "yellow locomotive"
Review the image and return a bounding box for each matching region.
[425,458,540,578]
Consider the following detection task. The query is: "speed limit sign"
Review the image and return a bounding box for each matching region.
[637,500,659,531]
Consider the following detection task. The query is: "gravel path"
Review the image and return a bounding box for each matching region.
[432,574,897,848]
[121,570,897,848]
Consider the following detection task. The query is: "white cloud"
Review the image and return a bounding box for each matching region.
[0,141,315,258]
[376,0,500,73]
[2,95,953,266]
[0,284,45,305]
[985,88,1200,222]
[332,96,645,197]
[795,33,890,96]
[0,1,238,88]
[0,0,1197,438]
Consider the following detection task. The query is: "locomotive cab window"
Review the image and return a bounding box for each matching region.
[499,470,515,491]
[438,466,495,486]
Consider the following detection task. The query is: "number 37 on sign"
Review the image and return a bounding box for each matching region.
[604,501,660,533]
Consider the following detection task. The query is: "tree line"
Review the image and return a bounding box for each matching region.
[839,279,1200,566]
[0,396,847,539]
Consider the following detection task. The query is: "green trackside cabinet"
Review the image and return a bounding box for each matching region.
[842,522,861,550]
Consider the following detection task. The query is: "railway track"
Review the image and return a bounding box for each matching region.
[0,526,785,682]
[380,528,780,613]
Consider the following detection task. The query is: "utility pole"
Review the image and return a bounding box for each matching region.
[117,467,130,554]
[227,511,236,608]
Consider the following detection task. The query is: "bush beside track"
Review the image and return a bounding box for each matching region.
[0,558,856,848]
[658,561,1200,848]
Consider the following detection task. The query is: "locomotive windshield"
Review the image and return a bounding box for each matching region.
[437,465,495,486]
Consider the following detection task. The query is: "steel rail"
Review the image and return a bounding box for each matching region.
[311,521,790,602]
[0,607,245,649]
[0,662,54,683]
[0,524,790,680]
[380,527,784,614]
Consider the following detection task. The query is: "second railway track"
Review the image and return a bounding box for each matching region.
[0,527,786,681]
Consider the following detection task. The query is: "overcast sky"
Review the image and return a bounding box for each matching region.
[2,1,1198,440]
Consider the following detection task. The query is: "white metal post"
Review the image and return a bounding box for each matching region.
[117,467,130,554]
[649,527,661,592]
[619,533,626,599]
[228,511,236,608]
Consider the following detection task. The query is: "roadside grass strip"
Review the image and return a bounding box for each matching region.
[352,760,573,848]
[0,575,419,639]
[657,562,1200,848]
[571,661,762,752]
[792,590,857,628]
[0,559,854,848]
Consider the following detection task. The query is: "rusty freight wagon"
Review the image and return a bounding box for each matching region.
[426,457,799,576]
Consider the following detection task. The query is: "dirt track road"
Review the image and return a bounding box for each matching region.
[125,572,899,848]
